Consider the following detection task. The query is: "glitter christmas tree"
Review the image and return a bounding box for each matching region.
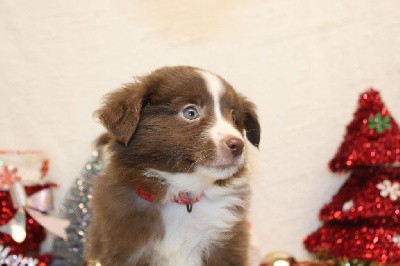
[329,89,400,172]
[52,150,103,266]
[305,168,400,264]
[304,89,400,265]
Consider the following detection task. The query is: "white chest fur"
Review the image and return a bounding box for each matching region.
[152,178,248,266]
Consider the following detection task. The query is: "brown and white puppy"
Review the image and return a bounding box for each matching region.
[86,66,260,266]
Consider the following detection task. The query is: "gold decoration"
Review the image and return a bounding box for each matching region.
[86,260,102,266]
[261,251,295,266]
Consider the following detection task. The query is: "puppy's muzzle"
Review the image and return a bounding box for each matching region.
[223,137,244,157]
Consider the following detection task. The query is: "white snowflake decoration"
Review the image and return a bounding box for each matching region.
[376,180,400,201]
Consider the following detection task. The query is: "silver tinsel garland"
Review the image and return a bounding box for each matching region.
[52,150,103,266]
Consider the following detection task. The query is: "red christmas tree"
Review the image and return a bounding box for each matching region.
[304,89,400,265]
[329,89,400,172]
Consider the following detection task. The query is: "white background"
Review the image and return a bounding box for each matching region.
[1,0,400,261]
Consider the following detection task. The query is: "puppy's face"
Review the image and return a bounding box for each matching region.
[97,66,260,180]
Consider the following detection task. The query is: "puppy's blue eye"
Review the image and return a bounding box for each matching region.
[182,106,200,120]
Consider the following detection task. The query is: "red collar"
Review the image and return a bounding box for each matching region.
[134,186,204,213]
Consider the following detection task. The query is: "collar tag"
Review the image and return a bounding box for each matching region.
[186,197,193,213]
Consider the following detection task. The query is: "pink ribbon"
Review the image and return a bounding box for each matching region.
[0,182,69,243]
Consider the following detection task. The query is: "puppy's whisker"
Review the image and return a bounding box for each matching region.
[184,153,212,172]
[142,145,190,163]
[167,149,182,166]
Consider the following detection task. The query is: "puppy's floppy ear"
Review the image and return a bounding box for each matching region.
[242,98,261,148]
[94,83,147,145]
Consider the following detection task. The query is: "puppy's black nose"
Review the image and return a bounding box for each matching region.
[225,137,244,157]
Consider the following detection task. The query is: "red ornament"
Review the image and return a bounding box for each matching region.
[0,151,55,265]
[329,89,400,172]
[0,184,53,264]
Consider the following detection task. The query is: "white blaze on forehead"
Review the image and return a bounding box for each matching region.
[197,70,224,120]
[196,70,243,140]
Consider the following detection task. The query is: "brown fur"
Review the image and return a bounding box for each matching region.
[203,220,249,266]
[86,66,260,265]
